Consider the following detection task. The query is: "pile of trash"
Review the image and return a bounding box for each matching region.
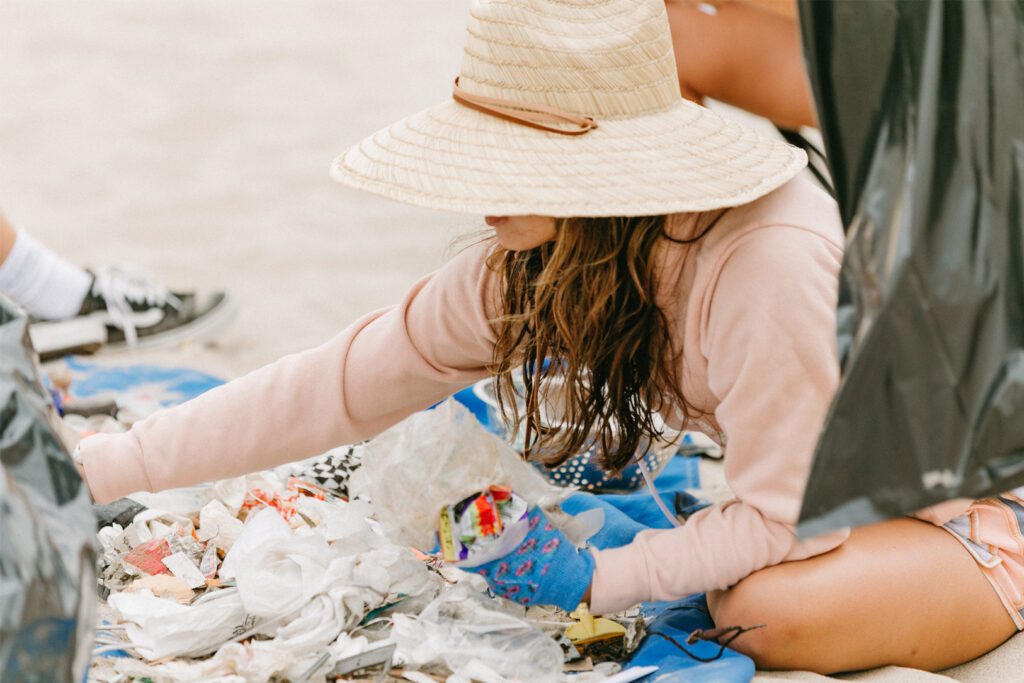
[84,401,654,683]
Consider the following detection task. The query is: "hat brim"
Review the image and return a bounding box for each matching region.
[331,98,806,217]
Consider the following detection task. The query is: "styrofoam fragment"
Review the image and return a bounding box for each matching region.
[162,551,207,589]
[123,521,152,547]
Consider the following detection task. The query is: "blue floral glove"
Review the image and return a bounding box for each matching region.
[472,507,594,610]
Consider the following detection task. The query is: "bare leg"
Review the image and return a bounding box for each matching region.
[665,0,816,130]
[708,518,1017,673]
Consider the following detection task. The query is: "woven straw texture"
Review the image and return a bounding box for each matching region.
[331,0,806,217]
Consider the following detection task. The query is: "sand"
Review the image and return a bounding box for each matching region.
[1,1,1021,681]
[0,0,477,377]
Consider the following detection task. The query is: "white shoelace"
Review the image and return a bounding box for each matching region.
[90,263,181,346]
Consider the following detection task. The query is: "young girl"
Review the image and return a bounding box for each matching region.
[75,0,1020,673]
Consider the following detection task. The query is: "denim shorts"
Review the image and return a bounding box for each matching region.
[942,488,1024,630]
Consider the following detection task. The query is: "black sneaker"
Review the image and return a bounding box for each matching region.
[29,264,236,359]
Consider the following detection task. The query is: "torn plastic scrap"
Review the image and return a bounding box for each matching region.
[162,551,207,589]
[195,498,245,550]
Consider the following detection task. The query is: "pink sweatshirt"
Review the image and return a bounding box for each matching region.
[80,175,859,613]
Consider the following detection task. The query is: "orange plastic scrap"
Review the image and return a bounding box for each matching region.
[287,477,331,500]
[241,488,300,522]
[238,480,339,528]
[123,538,172,576]
[408,548,433,562]
[170,521,196,542]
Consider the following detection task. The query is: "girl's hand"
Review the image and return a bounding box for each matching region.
[69,435,96,501]
[472,507,594,610]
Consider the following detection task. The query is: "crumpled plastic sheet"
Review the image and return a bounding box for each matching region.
[391,584,565,683]
[0,295,97,682]
[351,398,602,550]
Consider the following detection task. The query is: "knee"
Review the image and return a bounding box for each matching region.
[710,574,811,670]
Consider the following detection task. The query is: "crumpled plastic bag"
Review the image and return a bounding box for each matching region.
[230,505,437,649]
[391,584,564,683]
[351,398,596,550]
[0,295,97,681]
[107,588,253,660]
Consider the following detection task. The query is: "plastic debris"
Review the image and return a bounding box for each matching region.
[123,574,195,605]
[91,467,450,678]
[565,604,627,660]
[84,399,660,681]
[390,585,565,683]
[162,551,208,588]
[122,538,173,575]
[92,497,148,531]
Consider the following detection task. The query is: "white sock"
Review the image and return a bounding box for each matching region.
[0,229,93,319]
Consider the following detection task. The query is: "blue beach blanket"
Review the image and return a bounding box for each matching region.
[60,357,224,406]
[567,457,755,683]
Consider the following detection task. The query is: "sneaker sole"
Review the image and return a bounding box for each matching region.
[29,316,109,360]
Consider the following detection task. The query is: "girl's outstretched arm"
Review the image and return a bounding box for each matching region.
[78,241,501,503]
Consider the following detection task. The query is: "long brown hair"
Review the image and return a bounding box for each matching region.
[488,214,702,473]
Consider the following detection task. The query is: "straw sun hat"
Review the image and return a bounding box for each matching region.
[331,0,807,217]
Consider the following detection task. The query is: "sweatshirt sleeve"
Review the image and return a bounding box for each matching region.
[80,241,501,504]
[589,226,850,614]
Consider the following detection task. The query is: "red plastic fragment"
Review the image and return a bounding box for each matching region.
[123,538,172,575]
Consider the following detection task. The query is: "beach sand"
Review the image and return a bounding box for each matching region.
[1,2,1021,680]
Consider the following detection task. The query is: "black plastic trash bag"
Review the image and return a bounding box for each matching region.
[1,296,96,682]
[796,0,1024,536]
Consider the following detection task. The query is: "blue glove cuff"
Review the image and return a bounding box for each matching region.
[539,545,595,611]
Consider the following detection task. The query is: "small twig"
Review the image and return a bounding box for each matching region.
[648,623,765,663]
[686,623,765,647]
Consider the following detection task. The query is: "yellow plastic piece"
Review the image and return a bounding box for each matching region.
[565,603,626,645]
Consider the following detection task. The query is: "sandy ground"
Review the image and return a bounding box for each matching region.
[2,1,1023,681]
[0,0,478,378]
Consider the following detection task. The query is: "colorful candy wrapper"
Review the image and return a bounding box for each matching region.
[439,486,529,567]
